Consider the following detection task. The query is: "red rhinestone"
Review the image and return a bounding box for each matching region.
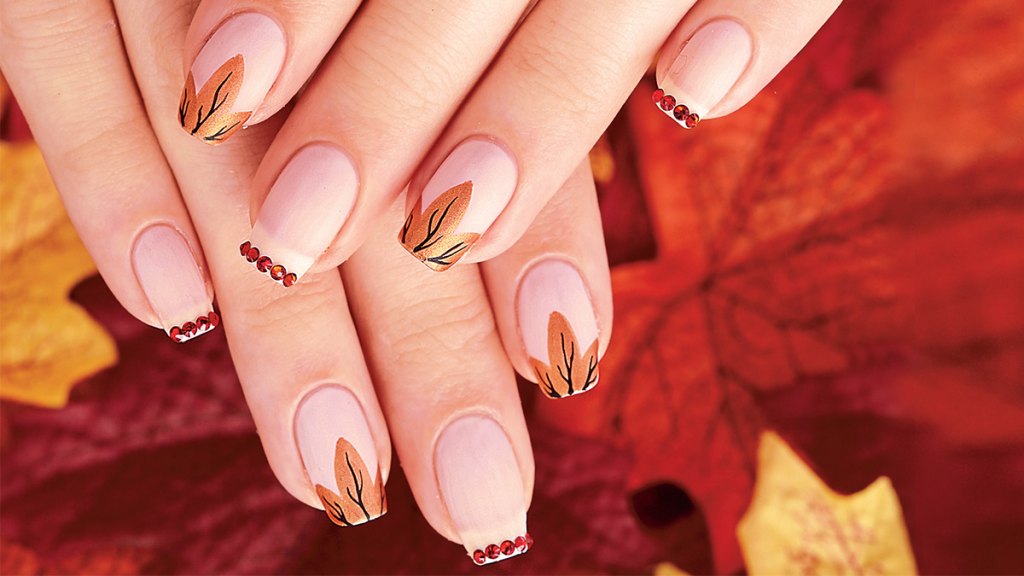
[239,241,250,257]
[181,322,196,335]
[208,311,220,327]
[485,544,500,559]
[270,265,286,280]
[282,273,297,287]
[660,95,676,111]
[500,540,515,555]
[246,247,260,262]
[196,316,210,331]
[472,550,486,565]
[673,104,689,121]
[525,533,534,548]
[169,326,181,342]
[514,536,526,550]
[685,113,699,129]
[652,88,664,104]
[256,255,272,272]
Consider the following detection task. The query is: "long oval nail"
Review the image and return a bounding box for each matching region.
[435,415,531,566]
[241,144,358,287]
[653,19,753,129]
[517,259,600,398]
[295,385,386,527]
[131,224,217,343]
[398,138,517,272]
[178,12,286,144]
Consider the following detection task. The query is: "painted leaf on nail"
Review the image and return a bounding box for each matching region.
[315,438,386,527]
[178,55,252,144]
[399,181,480,272]
[530,311,600,399]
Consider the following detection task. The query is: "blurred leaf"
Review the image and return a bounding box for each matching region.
[0,142,117,408]
[737,431,917,575]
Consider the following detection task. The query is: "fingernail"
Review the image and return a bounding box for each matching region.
[399,138,517,272]
[295,385,387,527]
[178,12,286,144]
[131,224,218,343]
[517,259,600,399]
[242,144,358,286]
[653,19,753,129]
[435,415,531,566]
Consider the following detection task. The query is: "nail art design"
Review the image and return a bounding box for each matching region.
[652,88,700,129]
[472,533,534,566]
[167,311,220,343]
[399,181,480,272]
[239,241,297,286]
[178,55,251,144]
[529,311,599,398]
[315,437,387,527]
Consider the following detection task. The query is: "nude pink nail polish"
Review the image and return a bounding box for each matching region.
[517,259,600,398]
[242,144,358,286]
[398,138,517,271]
[178,12,286,144]
[435,415,530,566]
[653,19,753,129]
[295,385,386,526]
[131,224,217,343]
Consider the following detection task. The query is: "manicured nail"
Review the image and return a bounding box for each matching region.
[517,259,600,399]
[653,19,753,129]
[399,138,517,272]
[435,415,531,566]
[241,144,358,286]
[295,385,386,527]
[131,224,218,343]
[178,12,286,144]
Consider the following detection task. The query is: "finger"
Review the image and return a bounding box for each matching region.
[653,0,842,127]
[0,0,217,342]
[343,199,535,566]
[482,161,612,399]
[241,0,530,286]
[114,0,391,521]
[177,0,360,145]
[399,0,692,270]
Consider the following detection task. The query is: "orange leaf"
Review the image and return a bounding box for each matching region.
[178,55,252,144]
[399,181,480,271]
[0,141,117,408]
[530,311,600,398]
[737,432,918,575]
[315,438,387,527]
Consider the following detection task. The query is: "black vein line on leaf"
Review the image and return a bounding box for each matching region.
[426,242,468,266]
[178,93,189,127]
[324,496,353,527]
[413,195,459,252]
[191,71,233,135]
[536,366,560,398]
[204,120,241,142]
[343,451,372,521]
[556,332,576,395]
[400,212,413,244]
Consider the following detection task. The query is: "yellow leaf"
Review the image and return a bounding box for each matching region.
[737,432,918,575]
[0,141,117,408]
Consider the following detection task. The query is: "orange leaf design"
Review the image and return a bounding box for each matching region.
[315,438,386,527]
[177,55,252,144]
[399,181,480,271]
[530,311,600,399]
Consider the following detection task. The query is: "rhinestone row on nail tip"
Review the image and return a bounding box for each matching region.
[239,241,297,287]
[652,88,700,129]
[168,311,219,343]
[471,533,533,565]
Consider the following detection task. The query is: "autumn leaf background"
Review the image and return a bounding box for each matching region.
[2,1,1023,574]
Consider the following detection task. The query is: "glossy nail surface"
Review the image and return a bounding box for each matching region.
[131,224,216,343]
[517,259,600,398]
[399,138,517,271]
[654,19,753,129]
[435,415,530,565]
[295,385,386,526]
[178,12,286,144]
[244,144,358,286]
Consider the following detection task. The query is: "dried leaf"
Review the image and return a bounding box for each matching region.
[530,311,600,398]
[399,181,480,271]
[315,437,387,526]
[737,432,917,575]
[178,55,251,144]
[0,142,117,408]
